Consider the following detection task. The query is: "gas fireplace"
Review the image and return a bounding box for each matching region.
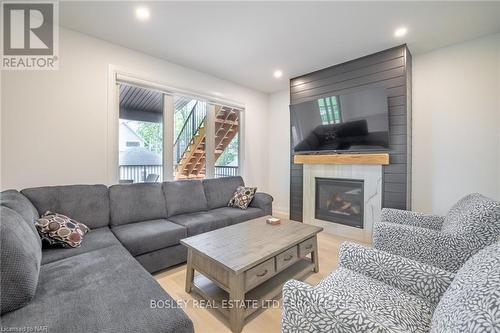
[315,177,364,228]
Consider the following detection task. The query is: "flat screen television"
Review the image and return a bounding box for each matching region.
[290,88,389,154]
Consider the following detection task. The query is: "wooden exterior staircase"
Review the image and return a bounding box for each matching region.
[175,105,239,179]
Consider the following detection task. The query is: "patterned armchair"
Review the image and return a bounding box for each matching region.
[373,193,500,272]
[281,241,500,333]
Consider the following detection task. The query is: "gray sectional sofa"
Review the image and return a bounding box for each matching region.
[0,176,273,333]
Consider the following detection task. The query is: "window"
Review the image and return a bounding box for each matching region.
[172,101,241,179]
[318,96,341,124]
[173,96,207,179]
[118,84,164,183]
[113,73,244,184]
[214,107,240,178]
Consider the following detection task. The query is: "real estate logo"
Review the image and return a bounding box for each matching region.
[1,1,59,70]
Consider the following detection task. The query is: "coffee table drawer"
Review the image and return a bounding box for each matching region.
[298,237,315,257]
[245,258,275,290]
[276,246,298,272]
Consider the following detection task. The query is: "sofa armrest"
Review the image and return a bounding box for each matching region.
[381,208,445,230]
[249,192,273,215]
[372,222,471,272]
[339,242,455,304]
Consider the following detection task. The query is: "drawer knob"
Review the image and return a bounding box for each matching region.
[256,269,268,277]
[283,254,294,262]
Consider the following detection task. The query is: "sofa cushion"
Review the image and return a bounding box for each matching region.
[0,189,39,225]
[109,183,167,226]
[21,185,110,229]
[211,207,266,225]
[202,176,244,210]
[0,207,42,315]
[36,211,90,248]
[431,243,500,332]
[1,245,194,333]
[111,219,187,256]
[168,211,232,236]
[163,180,208,217]
[41,227,121,265]
[228,186,257,209]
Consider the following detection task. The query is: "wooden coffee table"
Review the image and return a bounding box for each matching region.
[181,216,323,333]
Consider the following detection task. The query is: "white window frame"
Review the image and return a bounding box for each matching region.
[107,65,245,185]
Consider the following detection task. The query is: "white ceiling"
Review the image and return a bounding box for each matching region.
[60,1,500,93]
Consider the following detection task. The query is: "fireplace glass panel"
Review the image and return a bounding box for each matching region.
[315,178,364,228]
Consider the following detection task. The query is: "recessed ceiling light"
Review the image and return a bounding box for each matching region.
[135,7,150,21]
[273,70,283,79]
[394,27,408,38]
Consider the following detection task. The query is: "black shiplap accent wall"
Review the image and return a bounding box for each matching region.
[289,45,412,221]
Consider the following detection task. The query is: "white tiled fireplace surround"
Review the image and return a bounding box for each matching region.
[303,164,382,243]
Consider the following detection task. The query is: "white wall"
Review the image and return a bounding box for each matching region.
[1,28,269,191]
[268,90,290,216]
[412,33,500,214]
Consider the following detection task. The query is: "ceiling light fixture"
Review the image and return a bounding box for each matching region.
[135,7,150,21]
[273,70,283,79]
[394,27,408,38]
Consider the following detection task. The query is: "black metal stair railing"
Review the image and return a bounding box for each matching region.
[173,101,207,164]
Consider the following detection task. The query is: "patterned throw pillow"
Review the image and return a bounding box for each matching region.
[228,186,257,210]
[35,211,89,248]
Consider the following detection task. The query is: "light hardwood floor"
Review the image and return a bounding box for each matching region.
[154,231,365,333]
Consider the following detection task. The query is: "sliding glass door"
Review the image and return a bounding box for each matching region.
[213,106,240,178]
[114,77,243,184]
[118,84,164,183]
[173,96,207,179]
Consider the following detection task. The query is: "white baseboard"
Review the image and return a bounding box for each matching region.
[272,208,289,219]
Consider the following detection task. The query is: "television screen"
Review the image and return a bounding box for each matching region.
[290,88,389,154]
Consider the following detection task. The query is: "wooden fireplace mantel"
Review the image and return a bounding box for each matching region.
[294,153,389,165]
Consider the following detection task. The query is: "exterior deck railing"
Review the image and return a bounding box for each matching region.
[214,165,239,178]
[120,164,237,183]
[119,165,163,183]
